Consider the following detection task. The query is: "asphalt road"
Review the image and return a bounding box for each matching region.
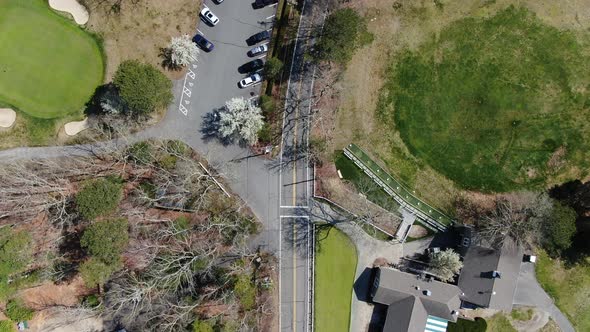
[278,0,327,331]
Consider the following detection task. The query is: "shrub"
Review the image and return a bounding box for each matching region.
[81,218,129,266]
[5,299,34,322]
[314,8,372,64]
[82,294,101,308]
[0,320,14,332]
[447,317,487,332]
[128,141,154,164]
[234,274,256,310]
[79,258,117,288]
[263,57,283,80]
[76,178,123,220]
[0,231,32,277]
[192,319,214,332]
[113,60,173,115]
[543,201,577,256]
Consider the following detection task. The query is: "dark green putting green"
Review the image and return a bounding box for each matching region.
[379,6,590,192]
[0,0,103,119]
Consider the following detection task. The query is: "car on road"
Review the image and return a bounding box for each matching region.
[192,34,214,52]
[200,8,219,26]
[253,0,278,9]
[213,0,224,3]
[248,43,269,57]
[238,59,264,74]
[247,30,270,46]
[238,73,263,88]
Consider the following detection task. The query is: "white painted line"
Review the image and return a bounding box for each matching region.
[280,205,309,209]
[197,29,204,35]
[266,15,275,20]
[248,95,259,101]
[255,54,268,60]
[280,215,310,219]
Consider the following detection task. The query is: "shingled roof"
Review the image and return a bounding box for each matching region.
[371,267,462,332]
[457,239,522,311]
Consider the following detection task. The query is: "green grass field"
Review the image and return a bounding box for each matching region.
[535,250,590,331]
[379,6,590,192]
[314,227,357,332]
[0,0,103,119]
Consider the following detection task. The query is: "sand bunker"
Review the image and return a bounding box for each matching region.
[64,117,89,136]
[0,108,16,128]
[49,0,89,25]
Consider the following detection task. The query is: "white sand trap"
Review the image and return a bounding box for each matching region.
[64,117,89,136]
[49,0,89,25]
[0,108,16,128]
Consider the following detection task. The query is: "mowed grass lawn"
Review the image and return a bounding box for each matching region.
[379,6,590,192]
[0,0,103,119]
[315,227,357,332]
[535,250,590,331]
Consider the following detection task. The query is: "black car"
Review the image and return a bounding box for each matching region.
[192,34,214,52]
[238,59,264,74]
[247,30,270,46]
[253,0,278,9]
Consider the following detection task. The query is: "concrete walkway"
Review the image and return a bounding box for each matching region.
[311,201,402,332]
[513,263,575,332]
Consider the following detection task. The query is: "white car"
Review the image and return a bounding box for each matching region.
[200,8,219,26]
[238,73,262,88]
[248,43,269,57]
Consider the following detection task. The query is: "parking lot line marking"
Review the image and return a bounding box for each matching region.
[255,54,267,60]
[248,95,259,101]
[197,29,204,35]
[266,15,275,20]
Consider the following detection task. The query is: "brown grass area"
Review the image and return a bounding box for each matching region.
[82,0,201,80]
[323,0,590,213]
[19,277,91,310]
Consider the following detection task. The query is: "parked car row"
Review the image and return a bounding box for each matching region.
[194,2,273,88]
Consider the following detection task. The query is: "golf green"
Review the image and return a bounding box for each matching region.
[0,0,103,119]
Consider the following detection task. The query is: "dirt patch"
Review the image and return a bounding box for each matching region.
[510,307,550,332]
[27,307,103,332]
[407,225,427,238]
[81,0,200,80]
[19,277,91,310]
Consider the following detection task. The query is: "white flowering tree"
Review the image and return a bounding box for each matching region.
[428,248,463,282]
[168,35,199,67]
[218,97,264,145]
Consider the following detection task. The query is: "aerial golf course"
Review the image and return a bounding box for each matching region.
[0,0,103,119]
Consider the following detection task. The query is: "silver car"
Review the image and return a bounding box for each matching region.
[238,73,263,88]
[248,43,269,57]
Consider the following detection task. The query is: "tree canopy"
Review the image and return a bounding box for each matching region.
[428,248,463,282]
[218,97,264,144]
[81,218,129,266]
[314,8,372,64]
[113,60,173,115]
[264,57,283,80]
[76,177,123,220]
[542,201,577,256]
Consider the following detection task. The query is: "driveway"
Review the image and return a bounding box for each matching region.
[513,262,575,332]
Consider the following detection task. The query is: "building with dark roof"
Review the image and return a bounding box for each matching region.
[457,239,522,311]
[371,232,523,332]
[371,267,462,332]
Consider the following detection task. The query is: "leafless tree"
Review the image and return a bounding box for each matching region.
[477,192,552,249]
